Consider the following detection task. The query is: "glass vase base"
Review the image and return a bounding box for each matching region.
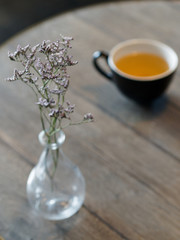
[27,166,85,220]
[31,195,84,220]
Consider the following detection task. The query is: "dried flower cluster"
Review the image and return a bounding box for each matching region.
[7,36,93,140]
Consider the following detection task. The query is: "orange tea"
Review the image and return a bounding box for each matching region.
[115,52,169,77]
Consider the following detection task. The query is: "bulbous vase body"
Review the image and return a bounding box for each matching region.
[26,131,85,220]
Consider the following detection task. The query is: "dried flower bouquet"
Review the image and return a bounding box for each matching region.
[7,35,93,143]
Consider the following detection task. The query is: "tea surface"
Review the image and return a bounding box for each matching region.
[115,52,169,77]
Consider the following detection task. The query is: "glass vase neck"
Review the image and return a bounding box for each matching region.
[38,130,65,150]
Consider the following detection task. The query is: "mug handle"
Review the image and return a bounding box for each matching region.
[93,51,113,80]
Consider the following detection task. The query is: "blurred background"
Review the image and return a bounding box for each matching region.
[0,0,123,44]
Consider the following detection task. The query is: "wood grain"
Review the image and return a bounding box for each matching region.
[0,1,179,240]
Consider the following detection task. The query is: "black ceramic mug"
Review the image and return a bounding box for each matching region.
[93,39,178,103]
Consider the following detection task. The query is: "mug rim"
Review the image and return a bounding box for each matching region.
[108,39,179,81]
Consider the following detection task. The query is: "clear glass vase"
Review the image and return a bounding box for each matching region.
[26,130,85,220]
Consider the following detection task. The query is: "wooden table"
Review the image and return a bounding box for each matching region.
[0,1,180,239]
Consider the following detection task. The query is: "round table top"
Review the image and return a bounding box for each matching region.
[0,1,180,240]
